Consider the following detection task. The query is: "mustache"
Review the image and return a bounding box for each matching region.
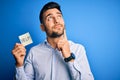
[53,23,63,28]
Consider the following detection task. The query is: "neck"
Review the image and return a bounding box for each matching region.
[47,35,63,49]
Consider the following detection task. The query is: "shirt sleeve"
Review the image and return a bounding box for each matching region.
[67,44,94,80]
[15,50,34,80]
[15,66,27,80]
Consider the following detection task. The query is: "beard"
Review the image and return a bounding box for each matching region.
[49,31,64,38]
[44,24,64,38]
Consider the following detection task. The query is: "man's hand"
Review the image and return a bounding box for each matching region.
[12,43,26,67]
[57,30,71,58]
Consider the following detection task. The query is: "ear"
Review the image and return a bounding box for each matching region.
[40,24,45,31]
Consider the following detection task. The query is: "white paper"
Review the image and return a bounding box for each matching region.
[18,32,33,46]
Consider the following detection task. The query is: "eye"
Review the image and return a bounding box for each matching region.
[47,16,53,21]
[57,15,62,19]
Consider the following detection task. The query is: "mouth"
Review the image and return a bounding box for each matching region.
[54,24,62,29]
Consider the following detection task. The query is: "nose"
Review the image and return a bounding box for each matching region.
[54,17,59,24]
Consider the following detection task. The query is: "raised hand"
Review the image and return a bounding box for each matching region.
[12,43,26,67]
[57,30,71,58]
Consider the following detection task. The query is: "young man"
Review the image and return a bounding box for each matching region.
[12,2,94,80]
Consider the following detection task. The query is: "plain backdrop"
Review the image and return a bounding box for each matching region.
[0,0,120,80]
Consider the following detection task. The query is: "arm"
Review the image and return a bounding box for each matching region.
[57,30,94,80]
[68,44,94,80]
[12,43,34,80]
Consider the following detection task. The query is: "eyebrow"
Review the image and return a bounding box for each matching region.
[45,13,52,19]
[45,12,62,19]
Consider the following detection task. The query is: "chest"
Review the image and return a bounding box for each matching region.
[32,51,71,80]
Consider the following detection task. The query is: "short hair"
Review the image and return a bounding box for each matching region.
[39,2,62,24]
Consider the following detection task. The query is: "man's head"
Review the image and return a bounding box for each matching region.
[39,2,65,38]
[40,2,62,24]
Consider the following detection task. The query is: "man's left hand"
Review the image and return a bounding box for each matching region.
[57,30,71,58]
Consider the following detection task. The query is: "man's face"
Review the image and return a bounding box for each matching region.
[42,8,65,38]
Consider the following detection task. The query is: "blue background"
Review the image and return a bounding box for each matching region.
[0,0,120,80]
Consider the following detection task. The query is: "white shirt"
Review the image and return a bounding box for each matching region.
[15,40,94,80]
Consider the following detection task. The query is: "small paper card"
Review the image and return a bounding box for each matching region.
[18,32,33,46]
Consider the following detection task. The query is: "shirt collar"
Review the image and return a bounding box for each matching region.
[44,39,54,49]
[44,39,59,51]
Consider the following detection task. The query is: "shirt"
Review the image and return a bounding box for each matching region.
[15,40,94,80]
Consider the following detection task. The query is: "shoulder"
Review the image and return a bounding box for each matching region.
[69,40,85,50]
[26,42,46,58]
[29,42,46,53]
[68,40,87,59]
[68,40,86,56]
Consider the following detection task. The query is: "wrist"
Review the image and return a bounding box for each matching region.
[64,53,75,62]
[62,50,71,58]
[15,62,24,67]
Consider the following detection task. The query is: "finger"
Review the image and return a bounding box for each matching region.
[12,47,26,55]
[57,42,62,51]
[15,43,25,49]
[57,40,65,51]
[64,30,67,40]
[15,43,24,48]
[14,45,26,52]
[12,44,26,55]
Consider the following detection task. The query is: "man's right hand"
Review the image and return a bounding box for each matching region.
[12,43,26,67]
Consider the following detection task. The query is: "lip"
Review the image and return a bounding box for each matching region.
[54,24,61,28]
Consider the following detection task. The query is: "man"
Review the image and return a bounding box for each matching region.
[12,2,94,80]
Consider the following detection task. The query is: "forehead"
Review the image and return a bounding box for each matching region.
[43,8,61,17]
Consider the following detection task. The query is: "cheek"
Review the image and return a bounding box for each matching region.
[46,20,54,27]
[60,19,65,25]
[44,23,53,31]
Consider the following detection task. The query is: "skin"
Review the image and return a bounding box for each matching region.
[12,8,74,67]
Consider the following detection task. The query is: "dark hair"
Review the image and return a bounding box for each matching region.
[39,2,62,24]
